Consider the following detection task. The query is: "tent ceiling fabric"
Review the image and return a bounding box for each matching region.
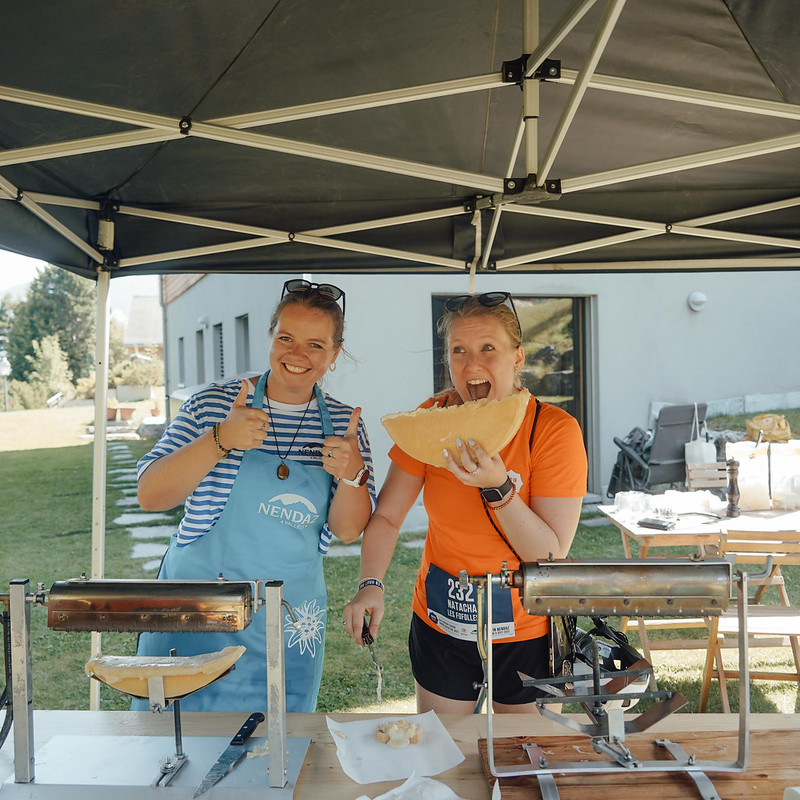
[1,0,799,279]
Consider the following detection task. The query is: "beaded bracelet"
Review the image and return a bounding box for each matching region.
[213,422,231,460]
[490,483,517,511]
[358,577,384,592]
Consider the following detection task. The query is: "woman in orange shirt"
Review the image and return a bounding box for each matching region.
[344,292,587,713]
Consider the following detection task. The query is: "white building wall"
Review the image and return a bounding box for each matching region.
[162,270,800,497]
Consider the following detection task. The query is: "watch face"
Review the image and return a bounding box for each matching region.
[481,477,512,503]
[357,467,369,486]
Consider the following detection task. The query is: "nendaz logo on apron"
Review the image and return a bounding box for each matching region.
[258,493,322,530]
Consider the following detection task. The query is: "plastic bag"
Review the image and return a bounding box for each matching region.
[685,402,716,464]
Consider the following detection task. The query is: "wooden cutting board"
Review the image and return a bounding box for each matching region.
[478,731,800,799]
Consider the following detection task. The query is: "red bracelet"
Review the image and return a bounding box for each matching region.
[490,483,516,510]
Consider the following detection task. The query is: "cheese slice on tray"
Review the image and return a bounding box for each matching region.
[381,389,530,468]
[85,645,246,700]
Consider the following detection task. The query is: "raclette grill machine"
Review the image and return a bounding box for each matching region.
[462,556,757,800]
[5,575,305,793]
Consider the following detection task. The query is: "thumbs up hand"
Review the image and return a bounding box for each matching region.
[217,379,271,452]
[322,407,365,482]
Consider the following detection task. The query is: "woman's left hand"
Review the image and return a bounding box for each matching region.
[443,438,507,488]
[323,407,365,482]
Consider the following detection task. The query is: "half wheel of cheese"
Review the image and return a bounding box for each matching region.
[85,645,246,700]
[381,389,530,468]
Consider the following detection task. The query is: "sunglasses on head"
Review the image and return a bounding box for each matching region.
[282,279,346,317]
[444,291,521,336]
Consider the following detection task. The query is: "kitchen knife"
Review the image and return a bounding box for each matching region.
[192,711,265,798]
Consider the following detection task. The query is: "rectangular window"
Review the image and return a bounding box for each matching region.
[235,314,251,374]
[177,336,186,386]
[213,322,224,380]
[431,295,587,434]
[196,329,205,385]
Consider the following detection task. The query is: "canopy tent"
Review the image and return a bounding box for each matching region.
[2,0,800,280]
[2,0,799,707]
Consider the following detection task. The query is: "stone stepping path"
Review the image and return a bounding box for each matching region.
[129,525,174,540]
[113,511,171,526]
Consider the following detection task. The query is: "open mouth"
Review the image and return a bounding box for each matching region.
[283,363,311,375]
[467,379,491,401]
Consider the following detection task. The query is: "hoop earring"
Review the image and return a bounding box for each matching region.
[329,362,337,372]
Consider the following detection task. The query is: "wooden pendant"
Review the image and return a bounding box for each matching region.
[277,462,290,480]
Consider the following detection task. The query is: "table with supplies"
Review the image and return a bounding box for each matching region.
[599,498,800,658]
[2,711,800,799]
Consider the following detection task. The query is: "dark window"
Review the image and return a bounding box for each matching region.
[177,336,186,386]
[213,323,224,380]
[195,329,205,385]
[235,314,250,373]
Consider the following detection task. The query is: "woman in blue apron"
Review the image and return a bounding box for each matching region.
[134,280,375,713]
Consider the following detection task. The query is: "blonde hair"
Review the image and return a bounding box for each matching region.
[437,296,524,389]
[268,291,344,344]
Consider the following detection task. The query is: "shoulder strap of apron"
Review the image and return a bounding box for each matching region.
[251,371,334,436]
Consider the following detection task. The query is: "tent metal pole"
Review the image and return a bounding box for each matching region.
[565,130,800,192]
[306,206,465,236]
[538,0,627,183]
[684,196,800,226]
[89,268,111,711]
[522,0,539,177]
[0,84,177,128]
[555,69,800,121]
[0,130,178,168]
[497,229,657,267]
[524,0,599,79]
[497,256,800,272]
[119,230,464,270]
[215,74,507,128]
[290,232,465,268]
[668,225,800,251]
[189,122,505,192]
[120,238,284,267]
[506,203,665,228]
[0,174,103,262]
[119,203,465,237]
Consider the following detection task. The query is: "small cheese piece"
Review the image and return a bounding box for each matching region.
[381,390,529,468]
[376,720,422,748]
[85,645,246,700]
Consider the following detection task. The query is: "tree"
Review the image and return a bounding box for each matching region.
[0,293,16,354]
[11,335,73,409]
[6,265,95,381]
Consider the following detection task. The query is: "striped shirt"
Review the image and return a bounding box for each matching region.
[137,379,376,553]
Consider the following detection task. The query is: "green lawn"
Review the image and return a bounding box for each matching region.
[2,419,799,715]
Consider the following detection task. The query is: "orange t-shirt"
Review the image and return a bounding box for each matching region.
[390,391,587,642]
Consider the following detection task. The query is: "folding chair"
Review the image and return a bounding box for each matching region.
[699,529,800,712]
[607,403,707,496]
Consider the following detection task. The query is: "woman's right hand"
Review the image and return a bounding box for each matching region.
[218,380,271,452]
[343,585,385,646]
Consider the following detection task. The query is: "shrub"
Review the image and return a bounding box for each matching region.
[109,352,164,388]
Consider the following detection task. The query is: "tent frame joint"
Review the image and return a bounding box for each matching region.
[502,55,561,84]
[179,116,192,135]
[471,174,562,211]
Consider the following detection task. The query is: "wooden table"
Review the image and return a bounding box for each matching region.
[1,711,799,799]
[598,504,800,660]
[599,505,800,559]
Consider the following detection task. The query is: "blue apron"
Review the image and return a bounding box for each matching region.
[134,371,333,713]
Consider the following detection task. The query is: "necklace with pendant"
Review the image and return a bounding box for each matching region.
[264,385,313,480]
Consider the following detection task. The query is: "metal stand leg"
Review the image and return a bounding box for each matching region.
[9,580,33,784]
[264,580,287,789]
